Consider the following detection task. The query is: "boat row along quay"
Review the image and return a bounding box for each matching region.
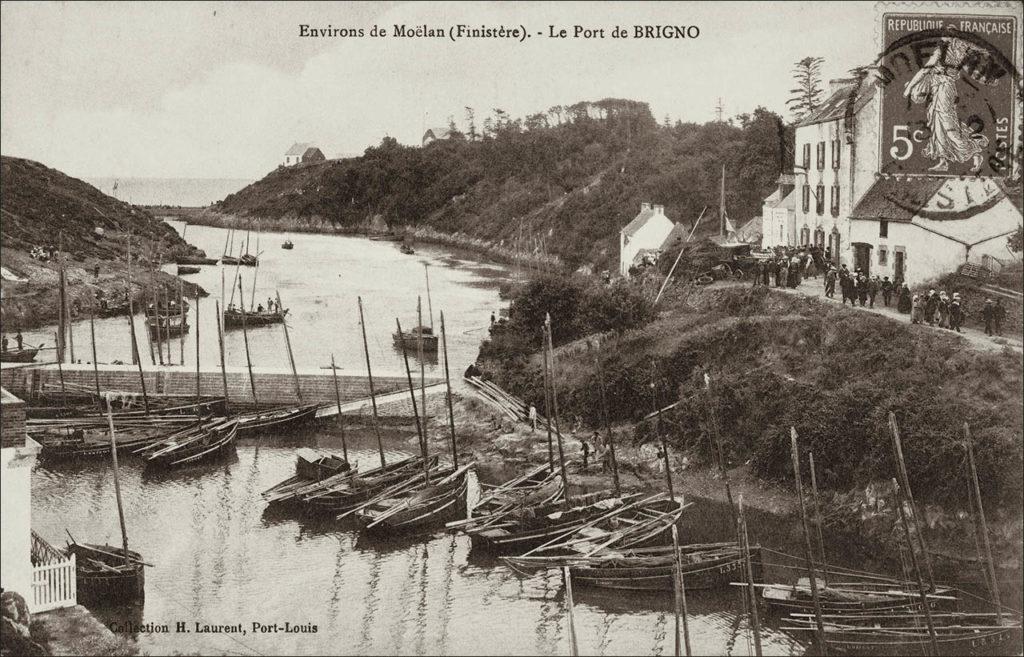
[0,362,444,416]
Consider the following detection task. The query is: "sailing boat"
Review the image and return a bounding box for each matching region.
[67,395,148,604]
[392,265,439,353]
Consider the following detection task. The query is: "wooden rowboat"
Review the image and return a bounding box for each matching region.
[762,577,959,615]
[447,462,562,533]
[221,254,258,266]
[281,240,294,250]
[176,265,201,275]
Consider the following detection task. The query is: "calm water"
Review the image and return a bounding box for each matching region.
[32,430,808,656]
[21,221,508,380]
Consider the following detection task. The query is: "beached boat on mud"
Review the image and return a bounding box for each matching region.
[222,253,258,266]
[66,540,146,605]
[176,265,201,275]
[175,255,219,265]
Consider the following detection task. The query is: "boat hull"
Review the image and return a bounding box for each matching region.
[571,547,761,592]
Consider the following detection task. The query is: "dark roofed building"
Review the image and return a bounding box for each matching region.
[284,143,324,166]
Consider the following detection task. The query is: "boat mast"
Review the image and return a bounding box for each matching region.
[357,297,387,468]
[544,313,571,506]
[738,496,762,657]
[888,412,936,592]
[215,300,229,410]
[965,423,1003,624]
[790,428,827,655]
[104,395,131,565]
[54,331,67,406]
[89,300,101,399]
[194,290,201,411]
[237,278,258,407]
[808,452,828,588]
[651,359,675,502]
[418,297,427,451]
[541,344,555,471]
[424,264,434,331]
[277,291,301,403]
[440,311,458,469]
[330,354,348,462]
[892,478,940,654]
[704,372,735,521]
[126,235,149,415]
[178,279,185,365]
[397,318,428,478]
[151,286,163,365]
[671,524,692,656]
[595,353,620,495]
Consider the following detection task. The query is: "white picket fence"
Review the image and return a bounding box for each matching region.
[31,554,77,613]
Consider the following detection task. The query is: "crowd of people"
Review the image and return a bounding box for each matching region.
[28,245,60,261]
[749,246,1011,338]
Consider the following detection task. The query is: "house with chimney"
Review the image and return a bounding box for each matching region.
[421,127,455,146]
[619,203,679,276]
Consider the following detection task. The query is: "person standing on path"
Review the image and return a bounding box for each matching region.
[924,290,938,325]
[824,266,837,298]
[911,294,922,323]
[528,405,537,432]
[15,331,23,350]
[580,437,591,470]
[994,298,1005,335]
[982,299,995,335]
[898,283,912,313]
[937,292,950,329]
[762,259,771,287]
[949,294,964,333]
[857,274,869,307]
[868,275,881,308]
[881,276,894,307]
[1,335,7,353]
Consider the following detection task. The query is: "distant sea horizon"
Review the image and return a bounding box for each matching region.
[85,177,254,207]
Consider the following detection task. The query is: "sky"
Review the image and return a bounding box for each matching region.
[0,1,885,180]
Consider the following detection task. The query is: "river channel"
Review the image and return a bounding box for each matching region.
[28,223,814,655]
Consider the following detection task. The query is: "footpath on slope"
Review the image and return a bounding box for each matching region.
[754,276,1023,354]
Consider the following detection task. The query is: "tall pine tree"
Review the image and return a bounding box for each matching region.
[787,57,824,122]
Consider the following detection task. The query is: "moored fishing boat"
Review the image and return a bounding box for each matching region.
[281,240,294,250]
[235,403,320,436]
[567,542,759,591]
[222,253,258,266]
[295,447,350,480]
[0,345,41,363]
[138,418,238,468]
[466,489,636,555]
[176,265,201,275]
[266,454,432,508]
[175,255,218,265]
[222,306,287,328]
[761,576,959,615]
[781,610,1023,656]
[392,325,438,352]
[500,493,687,571]
[354,463,474,535]
[446,462,562,534]
[66,540,147,605]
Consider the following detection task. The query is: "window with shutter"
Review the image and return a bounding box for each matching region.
[830,185,840,217]
[802,185,810,213]
[832,140,840,169]
[802,144,811,170]
[817,142,825,170]
[816,184,825,215]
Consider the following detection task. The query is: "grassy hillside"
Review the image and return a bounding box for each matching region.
[0,156,204,330]
[214,100,791,270]
[478,278,1023,512]
[1,156,196,260]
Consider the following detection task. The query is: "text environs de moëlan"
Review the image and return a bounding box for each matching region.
[298,24,700,39]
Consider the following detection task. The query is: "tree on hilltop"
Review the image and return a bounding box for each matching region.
[787,56,825,122]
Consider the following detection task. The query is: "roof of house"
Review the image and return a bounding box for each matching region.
[285,142,313,156]
[423,127,452,139]
[796,77,876,128]
[301,147,324,158]
[658,222,690,250]
[621,205,673,238]
[849,177,949,222]
[763,187,796,210]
